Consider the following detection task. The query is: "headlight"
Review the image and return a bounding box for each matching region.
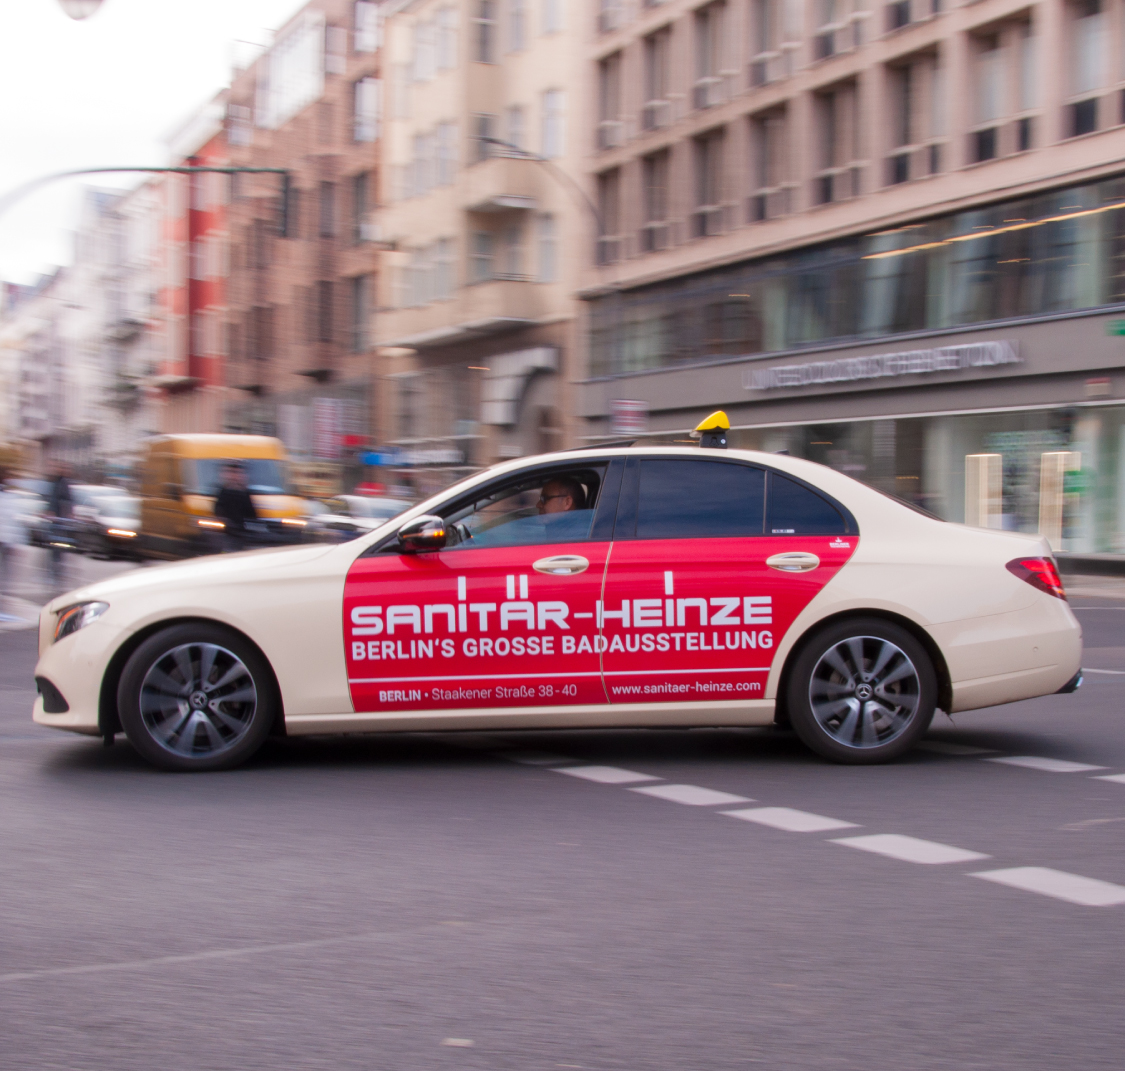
[106,528,137,538]
[281,517,306,526]
[53,601,109,644]
[197,518,225,530]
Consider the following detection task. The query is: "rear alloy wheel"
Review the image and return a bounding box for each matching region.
[117,623,277,771]
[787,617,936,764]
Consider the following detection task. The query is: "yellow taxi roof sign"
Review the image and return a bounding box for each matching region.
[694,410,730,432]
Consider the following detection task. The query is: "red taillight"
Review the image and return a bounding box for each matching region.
[1006,557,1067,600]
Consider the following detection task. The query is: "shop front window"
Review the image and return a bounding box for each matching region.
[588,174,1125,377]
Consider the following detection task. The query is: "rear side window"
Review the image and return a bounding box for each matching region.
[766,472,847,535]
[635,460,765,539]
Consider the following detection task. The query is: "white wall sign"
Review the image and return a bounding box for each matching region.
[743,340,1021,392]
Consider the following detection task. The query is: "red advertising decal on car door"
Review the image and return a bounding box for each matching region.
[600,536,857,702]
[344,542,610,713]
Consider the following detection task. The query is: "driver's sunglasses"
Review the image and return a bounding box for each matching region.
[537,493,569,505]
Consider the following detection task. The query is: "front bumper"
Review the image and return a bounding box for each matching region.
[32,616,129,736]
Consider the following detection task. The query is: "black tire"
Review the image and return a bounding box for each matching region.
[787,617,936,765]
[117,623,278,771]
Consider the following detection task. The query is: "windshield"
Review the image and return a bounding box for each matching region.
[182,458,287,496]
[96,495,140,520]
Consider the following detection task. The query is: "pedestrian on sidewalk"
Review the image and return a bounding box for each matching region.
[45,462,73,588]
[0,469,23,612]
[213,461,259,552]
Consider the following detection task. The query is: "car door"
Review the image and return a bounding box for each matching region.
[599,456,857,706]
[343,460,623,718]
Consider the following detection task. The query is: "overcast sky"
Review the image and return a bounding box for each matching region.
[0,0,307,286]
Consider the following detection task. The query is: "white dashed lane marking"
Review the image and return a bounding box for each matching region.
[722,806,859,833]
[832,834,990,865]
[629,784,753,807]
[916,741,999,756]
[987,755,1107,773]
[499,748,1124,908]
[971,867,1125,907]
[1093,773,1125,785]
[556,765,661,785]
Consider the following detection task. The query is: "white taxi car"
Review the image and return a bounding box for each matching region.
[32,424,1082,772]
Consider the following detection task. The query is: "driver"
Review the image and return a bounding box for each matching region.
[537,476,586,515]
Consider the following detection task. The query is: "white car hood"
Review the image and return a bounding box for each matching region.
[48,543,340,612]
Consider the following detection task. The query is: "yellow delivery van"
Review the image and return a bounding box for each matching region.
[138,434,307,559]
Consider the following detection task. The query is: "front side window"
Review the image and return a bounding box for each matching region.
[635,459,764,539]
[439,467,606,549]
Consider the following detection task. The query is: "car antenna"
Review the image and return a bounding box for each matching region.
[691,411,729,449]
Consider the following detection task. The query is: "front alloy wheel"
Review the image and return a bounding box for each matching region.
[788,618,936,764]
[118,624,277,771]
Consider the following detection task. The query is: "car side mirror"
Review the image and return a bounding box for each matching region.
[398,515,447,553]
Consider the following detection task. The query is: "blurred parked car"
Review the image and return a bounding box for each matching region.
[7,490,47,546]
[79,495,142,560]
[307,495,412,542]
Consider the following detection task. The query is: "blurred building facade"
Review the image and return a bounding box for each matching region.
[582,0,1125,552]
[217,0,385,494]
[373,0,588,488]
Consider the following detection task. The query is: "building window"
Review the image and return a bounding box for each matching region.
[351,274,371,352]
[412,132,434,196]
[1072,0,1106,97]
[537,214,557,282]
[749,107,790,220]
[541,88,564,158]
[642,29,672,129]
[316,281,334,342]
[814,81,860,202]
[598,0,622,33]
[437,7,458,68]
[326,24,348,75]
[692,129,725,237]
[353,76,381,142]
[475,0,497,62]
[509,0,527,50]
[437,121,458,183]
[474,113,497,162]
[597,168,621,264]
[502,223,525,277]
[319,181,336,237]
[598,52,623,149]
[694,2,727,109]
[471,231,495,282]
[505,105,525,151]
[542,0,563,34]
[886,52,942,183]
[227,103,252,146]
[435,237,456,298]
[352,172,369,243]
[413,19,435,81]
[354,0,380,52]
[641,150,669,252]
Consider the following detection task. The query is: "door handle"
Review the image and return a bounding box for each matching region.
[765,551,821,573]
[533,554,590,575]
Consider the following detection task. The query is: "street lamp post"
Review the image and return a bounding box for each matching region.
[0,166,295,236]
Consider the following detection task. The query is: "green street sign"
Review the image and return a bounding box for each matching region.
[1107,320,1125,336]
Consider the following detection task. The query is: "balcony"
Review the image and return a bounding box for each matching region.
[382,278,553,351]
[465,155,540,214]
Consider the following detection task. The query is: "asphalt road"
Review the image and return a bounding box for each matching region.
[2,579,1125,1069]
